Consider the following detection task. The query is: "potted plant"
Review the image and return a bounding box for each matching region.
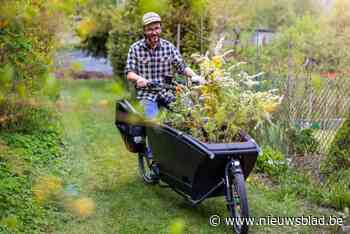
[158,50,282,144]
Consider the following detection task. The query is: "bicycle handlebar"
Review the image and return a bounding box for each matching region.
[141,80,177,92]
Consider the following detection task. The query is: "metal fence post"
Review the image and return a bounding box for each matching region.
[200,15,203,54]
[177,24,181,51]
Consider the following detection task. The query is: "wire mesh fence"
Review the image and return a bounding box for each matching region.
[287,75,350,153]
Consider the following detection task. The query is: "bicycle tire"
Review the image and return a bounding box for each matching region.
[227,168,249,234]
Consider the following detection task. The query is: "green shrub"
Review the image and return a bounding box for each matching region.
[288,127,319,155]
[0,101,61,135]
[77,6,116,58]
[108,23,141,79]
[322,112,350,174]
[256,146,287,176]
[326,184,350,210]
[322,169,350,210]
[0,1,58,97]
[321,113,350,210]
[253,118,320,157]
[0,2,75,230]
[253,122,288,155]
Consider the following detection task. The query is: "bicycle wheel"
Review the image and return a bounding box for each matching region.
[227,168,249,234]
[138,153,154,183]
[137,138,157,184]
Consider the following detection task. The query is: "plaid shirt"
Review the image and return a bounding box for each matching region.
[125,38,187,101]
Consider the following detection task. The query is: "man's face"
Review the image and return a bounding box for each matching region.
[144,22,161,46]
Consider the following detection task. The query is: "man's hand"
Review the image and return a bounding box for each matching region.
[136,76,149,88]
[191,75,206,85]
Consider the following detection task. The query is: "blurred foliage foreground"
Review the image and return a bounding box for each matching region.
[0,99,99,233]
[0,0,349,232]
[0,0,75,100]
[0,102,65,233]
[0,1,95,233]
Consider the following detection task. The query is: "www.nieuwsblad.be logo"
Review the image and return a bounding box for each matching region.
[209,215,344,227]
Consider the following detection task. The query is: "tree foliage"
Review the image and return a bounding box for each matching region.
[0,0,81,100]
[208,0,318,36]
[318,0,350,73]
[76,0,212,77]
[76,6,116,58]
[256,15,322,78]
[249,0,318,29]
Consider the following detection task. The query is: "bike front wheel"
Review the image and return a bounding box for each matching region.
[226,167,249,234]
[137,137,158,184]
[138,152,155,184]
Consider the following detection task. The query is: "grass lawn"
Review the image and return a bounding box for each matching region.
[54,79,339,234]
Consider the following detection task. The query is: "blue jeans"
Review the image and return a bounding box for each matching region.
[140,99,159,119]
[140,99,158,159]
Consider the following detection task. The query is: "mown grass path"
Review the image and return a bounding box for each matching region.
[55,79,338,234]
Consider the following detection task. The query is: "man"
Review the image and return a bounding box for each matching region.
[125,12,204,118]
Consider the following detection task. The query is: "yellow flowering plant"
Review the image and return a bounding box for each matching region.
[159,50,282,143]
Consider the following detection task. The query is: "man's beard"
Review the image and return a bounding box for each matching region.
[147,35,159,47]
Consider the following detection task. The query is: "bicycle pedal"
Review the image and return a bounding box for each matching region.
[149,171,159,182]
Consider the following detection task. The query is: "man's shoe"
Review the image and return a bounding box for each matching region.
[146,170,159,183]
[150,163,160,181]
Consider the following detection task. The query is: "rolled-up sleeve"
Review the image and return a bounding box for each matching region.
[172,46,187,75]
[125,47,137,75]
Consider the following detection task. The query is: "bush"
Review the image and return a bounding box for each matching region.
[287,127,319,155]
[107,1,144,78]
[76,6,116,58]
[0,100,61,135]
[108,22,141,79]
[0,1,62,97]
[323,170,350,210]
[320,113,350,210]
[322,112,350,174]
[256,146,287,176]
[253,122,289,155]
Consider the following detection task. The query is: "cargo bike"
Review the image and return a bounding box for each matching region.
[115,81,261,234]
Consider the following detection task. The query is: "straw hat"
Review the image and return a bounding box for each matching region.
[142,12,161,26]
